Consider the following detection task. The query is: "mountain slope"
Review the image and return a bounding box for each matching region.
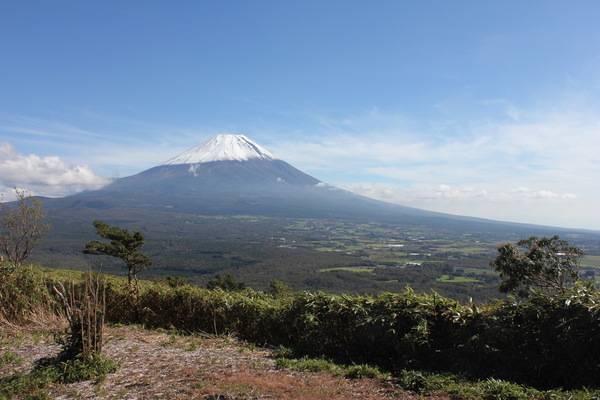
[37,134,591,232]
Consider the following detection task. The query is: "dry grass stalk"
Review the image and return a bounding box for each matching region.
[52,270,105,359]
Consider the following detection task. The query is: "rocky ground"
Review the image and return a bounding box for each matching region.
[0,324,449,400]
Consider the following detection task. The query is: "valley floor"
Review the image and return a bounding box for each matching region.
[1,325,443,400]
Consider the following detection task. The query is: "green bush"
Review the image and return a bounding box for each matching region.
[446,283,600,389]
[0,353,119,399]
[0,265,60,324]
[99,280,600,390]
[6,265,600,391]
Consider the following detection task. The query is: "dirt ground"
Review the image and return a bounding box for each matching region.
[0,324,451,399]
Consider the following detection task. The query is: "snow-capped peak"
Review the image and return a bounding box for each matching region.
[161,134,277,165]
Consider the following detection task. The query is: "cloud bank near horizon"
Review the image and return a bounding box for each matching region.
[335,182,584,228]
[0,142,110,200]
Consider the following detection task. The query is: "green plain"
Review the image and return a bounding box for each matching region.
[436,275,480,283]
[319,267,376,273]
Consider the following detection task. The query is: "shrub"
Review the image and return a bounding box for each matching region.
[0,265,60,324]
[52,270,106,361]
[98,278,600,390]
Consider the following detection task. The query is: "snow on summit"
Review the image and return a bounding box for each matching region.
[162,134,277,165]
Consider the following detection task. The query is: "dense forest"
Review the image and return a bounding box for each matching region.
[31,215,600,303]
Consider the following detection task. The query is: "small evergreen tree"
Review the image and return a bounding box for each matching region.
[206,273,247,291]
[268,279,292,297]
[83,220,152,291]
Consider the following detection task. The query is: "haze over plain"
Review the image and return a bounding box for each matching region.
[1,1,599,230]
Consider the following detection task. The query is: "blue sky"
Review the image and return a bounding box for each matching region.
[1,1,599,230]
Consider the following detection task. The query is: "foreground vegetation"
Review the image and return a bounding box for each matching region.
[107,281,600,390]
[2,264,600,399]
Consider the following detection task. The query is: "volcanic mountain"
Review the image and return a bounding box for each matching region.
[40,134,578,234]
[41,135,398,219]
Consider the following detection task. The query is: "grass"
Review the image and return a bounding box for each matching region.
[436,274,480,283]
[274,355,600,399]
[433,245,495,254]
[581,255,600,268]
[0,350,24,366]
[396,370,600,400]
[318,267,376,273]
[0,354,119,399]
[462,268,498,275]
[231,215,273,220]
[275,355,389,380]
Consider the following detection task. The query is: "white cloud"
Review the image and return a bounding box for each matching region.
[336,182,592,229]
[338,183,579,205]
[0,142,111,200]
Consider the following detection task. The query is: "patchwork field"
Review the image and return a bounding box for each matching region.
[32,216,600,302]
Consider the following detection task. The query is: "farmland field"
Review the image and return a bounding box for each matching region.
[582,255,600,268]
[319,266,376,273]
[437,274,480,283]
[32,215,600,302]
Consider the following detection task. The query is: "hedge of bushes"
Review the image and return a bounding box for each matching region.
[3,265,598,390]
[103,281,600,390]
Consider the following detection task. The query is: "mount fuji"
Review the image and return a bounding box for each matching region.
[38,135,439,223]
[29,133,599,286]
[39,134,573,234]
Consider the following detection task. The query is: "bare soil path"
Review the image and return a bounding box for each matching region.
[1,325,448,399]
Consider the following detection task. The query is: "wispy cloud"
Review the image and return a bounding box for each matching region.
[0,111,220,177]
[0,115,104,140]
[266,95,600,229]
[273,96,600,185]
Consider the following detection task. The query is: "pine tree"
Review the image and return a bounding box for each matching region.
[84,220,152,291]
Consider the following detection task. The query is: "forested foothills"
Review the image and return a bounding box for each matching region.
[30,215,600,302]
